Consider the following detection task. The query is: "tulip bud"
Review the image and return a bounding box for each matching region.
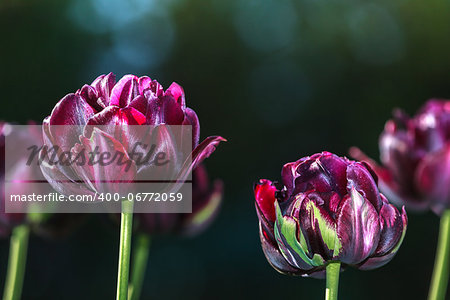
[254,152,407,277]
[351,100,450,215]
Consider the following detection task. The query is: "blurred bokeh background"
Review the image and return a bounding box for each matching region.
[1,0,449,299]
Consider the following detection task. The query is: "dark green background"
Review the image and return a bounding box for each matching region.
[0,0,448,299]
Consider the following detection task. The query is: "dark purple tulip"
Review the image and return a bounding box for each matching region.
[135,164,223,236]
[254,152,407,277]
[40,73,225,197]
[351,100,450,215]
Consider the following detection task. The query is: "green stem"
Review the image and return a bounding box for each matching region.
[3,224,30,300]
[325,261,341,300]
[116,200,134,300]
[128,233,151,300]
[428,209,450,300]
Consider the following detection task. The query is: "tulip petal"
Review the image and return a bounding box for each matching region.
[349,147,409,209]
[85,106,146,127]
[152,94,185,125]
[315,153,348,196]
[110,74,139,108]
[138,76,152,94]
[357,253,397,270]
[119,107,147,125]
[182,107,200,148]
[128,95,148,116]
[346,162,382,212]
[375,200,407,256]
[358,206,407,270]
[48,94,95,151]
[416,144,450,214]
[86,106,148,151]
[117,108,149,151]
[71,128,137,195]
[259,222,306,276]
[91,72,116,106]
[379,122,418,197]
[148,80,164,97]
[349,147,393,190]
[336,188,380,264]
[178,136,226,178]
[145,91,185,125]
[293,152,348,196]
[42,117,85,183]
[136,124,180,178]
[39,155,96,197]
[281,160,301,196]
[79,84,102,111]
[298,196,341,260]
[254,179,278,224]
[274,201,321,270]
[191,136,226,169]
[387,206,407,255]
[162,136,226,194]
[191,163,209,194]
[182,179,223,236]
[165,82,186,107]
[255,201,276,244]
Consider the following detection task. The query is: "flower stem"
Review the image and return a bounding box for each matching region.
[128,233,151,300]
[3,224,30,300]
[116,200,134,300]
[325,261,341,300]
[428,209,450,300]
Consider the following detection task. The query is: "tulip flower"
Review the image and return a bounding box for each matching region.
[351,99,450,300]
[41,73,225,300]
[40,73,225,198]
[254,152,407,300]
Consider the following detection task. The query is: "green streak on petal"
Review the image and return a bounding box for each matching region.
[312,254,325,266]
[298,227,310,255]
[190,192,222,226]
[291,196,310,254]
[333,238,343,258]
[304,200,342,257]
[390,218,407,255]
[274,202,318,267]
